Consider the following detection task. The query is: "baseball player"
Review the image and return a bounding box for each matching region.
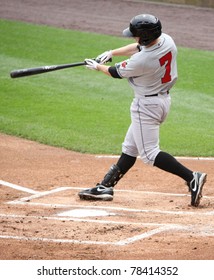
[78,14,207,207]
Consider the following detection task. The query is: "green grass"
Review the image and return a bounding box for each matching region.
[0,19,213,156]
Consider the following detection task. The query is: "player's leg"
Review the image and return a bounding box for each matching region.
[130,97,163,166]
[78,126,137,201]
[133,96,194,182]
[132,96,207,206]
[78,154,136,200]
[154,151,207,206]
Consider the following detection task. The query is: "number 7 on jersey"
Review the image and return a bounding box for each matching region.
[159,51,172,83]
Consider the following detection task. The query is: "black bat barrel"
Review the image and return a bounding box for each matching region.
[10,62,86,78]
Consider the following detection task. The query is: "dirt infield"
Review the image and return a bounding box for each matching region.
[0,134,214,259]
[0,0,214,260]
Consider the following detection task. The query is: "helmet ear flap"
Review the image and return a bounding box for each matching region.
[139,26,162,46]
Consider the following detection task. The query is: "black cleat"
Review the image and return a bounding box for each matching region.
[78,185,113,201]
[188,172,207,207]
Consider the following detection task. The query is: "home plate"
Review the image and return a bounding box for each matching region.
[57,209,115,218]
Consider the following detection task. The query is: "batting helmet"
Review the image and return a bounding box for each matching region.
[123,14,162,46]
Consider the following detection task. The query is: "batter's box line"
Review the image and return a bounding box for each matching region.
[6,186,214,209]
[0,213,178,228]
[96,155,214,161]
[0,180,72,204]
[0,180,39,194]
[2,180,214,204]
[8,200,214,217]
[0,224,183,246]
[7,186,71,204]
[3,182,214,216]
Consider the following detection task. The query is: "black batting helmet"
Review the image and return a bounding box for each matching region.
[123,14,162,46]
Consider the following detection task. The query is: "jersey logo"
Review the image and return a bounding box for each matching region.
[121,61,127,68]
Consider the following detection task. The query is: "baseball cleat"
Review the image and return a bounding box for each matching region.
[78,185,114,201]
[188,171,207,207]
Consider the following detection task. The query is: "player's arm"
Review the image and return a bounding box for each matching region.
[84,59,113,77]
[85,60,127,79]
[112,43,140,56]
[85,43,140,77]
[98,64,122,79]
[97,43,140,64]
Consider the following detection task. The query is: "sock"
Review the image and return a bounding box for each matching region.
[116,153,137,175]
[154,151,193,182]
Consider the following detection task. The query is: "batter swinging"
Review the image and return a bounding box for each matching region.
[78,14,207,207]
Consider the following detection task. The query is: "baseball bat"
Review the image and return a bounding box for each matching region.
[10,61,87,78]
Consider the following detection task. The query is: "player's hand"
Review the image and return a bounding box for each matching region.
[96,50,112,64]
[85,59,99,70]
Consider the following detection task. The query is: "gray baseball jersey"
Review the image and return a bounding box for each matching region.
[115,33,177,98]
[115,33,178,165]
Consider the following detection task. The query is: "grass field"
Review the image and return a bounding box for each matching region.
[0,19,213,156]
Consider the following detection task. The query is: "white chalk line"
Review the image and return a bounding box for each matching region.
[17,186,71,202]
[59,186,214,199]
[61,186,189,197]
[0,182,185,245]
[6,186,71,204]
[0,180,72,204]
[1,213,214,246]
[0,213,184,246]
[2,178,213,205]
[0,180,39,194]
[7,185,214,205]
[1,222,213,246]
[115,225,183,246]
[95,155,214,161]
[7,200,214,216]
[0,225,174,246]
[3,182,214,217]
[1,181,214,245]
[0,213,176,227]
[0,234,113,246]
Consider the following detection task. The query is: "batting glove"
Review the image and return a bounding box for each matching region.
[96,50,112,64]
[85,59,99,70]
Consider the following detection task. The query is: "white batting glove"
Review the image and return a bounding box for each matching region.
[85,58,99,70]
[96,50,112,64]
